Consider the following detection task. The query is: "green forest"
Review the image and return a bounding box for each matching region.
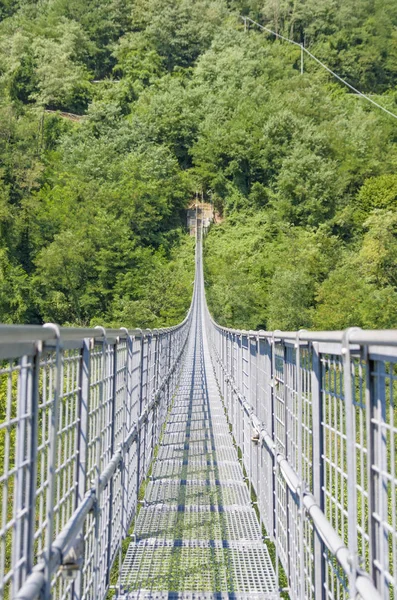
[1,0,397,330]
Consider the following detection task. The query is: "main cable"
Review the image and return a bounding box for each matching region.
[243,16,397,121]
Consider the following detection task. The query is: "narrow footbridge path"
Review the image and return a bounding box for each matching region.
[118,268,278,598]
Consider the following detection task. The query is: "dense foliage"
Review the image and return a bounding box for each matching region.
[0,0,397,330]
[0,0,219,326]
[202,10,397,330]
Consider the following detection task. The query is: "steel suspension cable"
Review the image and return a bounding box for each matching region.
[243,16,397,121]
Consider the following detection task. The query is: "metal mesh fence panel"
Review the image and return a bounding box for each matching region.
[0,309,192,600]
[206,316,397,600]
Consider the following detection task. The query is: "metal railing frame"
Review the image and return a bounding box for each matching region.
[205,306,397,600]
[0,308,194,600]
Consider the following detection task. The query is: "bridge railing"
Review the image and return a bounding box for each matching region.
[0,311,192,600]
[206,319,397,600]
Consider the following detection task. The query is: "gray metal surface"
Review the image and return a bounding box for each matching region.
[118,276,278,599]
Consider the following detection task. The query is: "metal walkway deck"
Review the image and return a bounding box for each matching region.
[117,285,279,598]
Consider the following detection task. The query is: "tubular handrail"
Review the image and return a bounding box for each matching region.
[209,320,397,346]
[0,308,193,346]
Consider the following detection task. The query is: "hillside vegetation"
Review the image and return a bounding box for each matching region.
[1,0,397,330]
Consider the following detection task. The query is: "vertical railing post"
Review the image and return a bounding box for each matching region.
[77,339,90,503]
[136,336,144,504]
[143,334,148,476]
[231,334,235,432]
[42,324,62,600]
[73,338,91,599]
[221,332,224,397]
[158,333,163,442]
[256,334,262,512]
[342,330,359,599]
[239,334,243,449]
[26,345,41,580]
[255,335,261,500]
[152,333,159,451]
[106,343,117,586]
[169,332,174,399]
[114,330,129,596]
[283,341,291,588]
[167,333,172,417]
[239,334,243,447]
[248,334,252,497]
[231,333,234,423]
[312,342,325,600]
[366,349,376,586]
[13,356,30,595]
[270,333,279,578]
[161,334,166,426]
[227,333,231,417]
[371,358,389,597]
[240,334,245,468]
[120,331,132,539]
[148,333,154,459]
[296,333,305,600]
[246,334,249,479]
[93,328,107,600]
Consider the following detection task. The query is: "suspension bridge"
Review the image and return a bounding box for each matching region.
[0,225,396,600]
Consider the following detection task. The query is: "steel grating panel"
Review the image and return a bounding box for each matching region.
[167,413,210,423]
[165,421,231,434]
[165,421,213,433]
[208,446,238,462]
[170,408,226,418]
[129,539,264,548]
[151,460,245,482]
[170,402,224,410]
[119,544,278,596]
[144,480,251,507]
[161,431,233,445]
[136,504,254,513]
[134,506,262,542]
[156,443,238,463]
[119,594,278,600]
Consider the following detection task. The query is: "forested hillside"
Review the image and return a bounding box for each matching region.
[203,1,397,330]
[0,0,397,330]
